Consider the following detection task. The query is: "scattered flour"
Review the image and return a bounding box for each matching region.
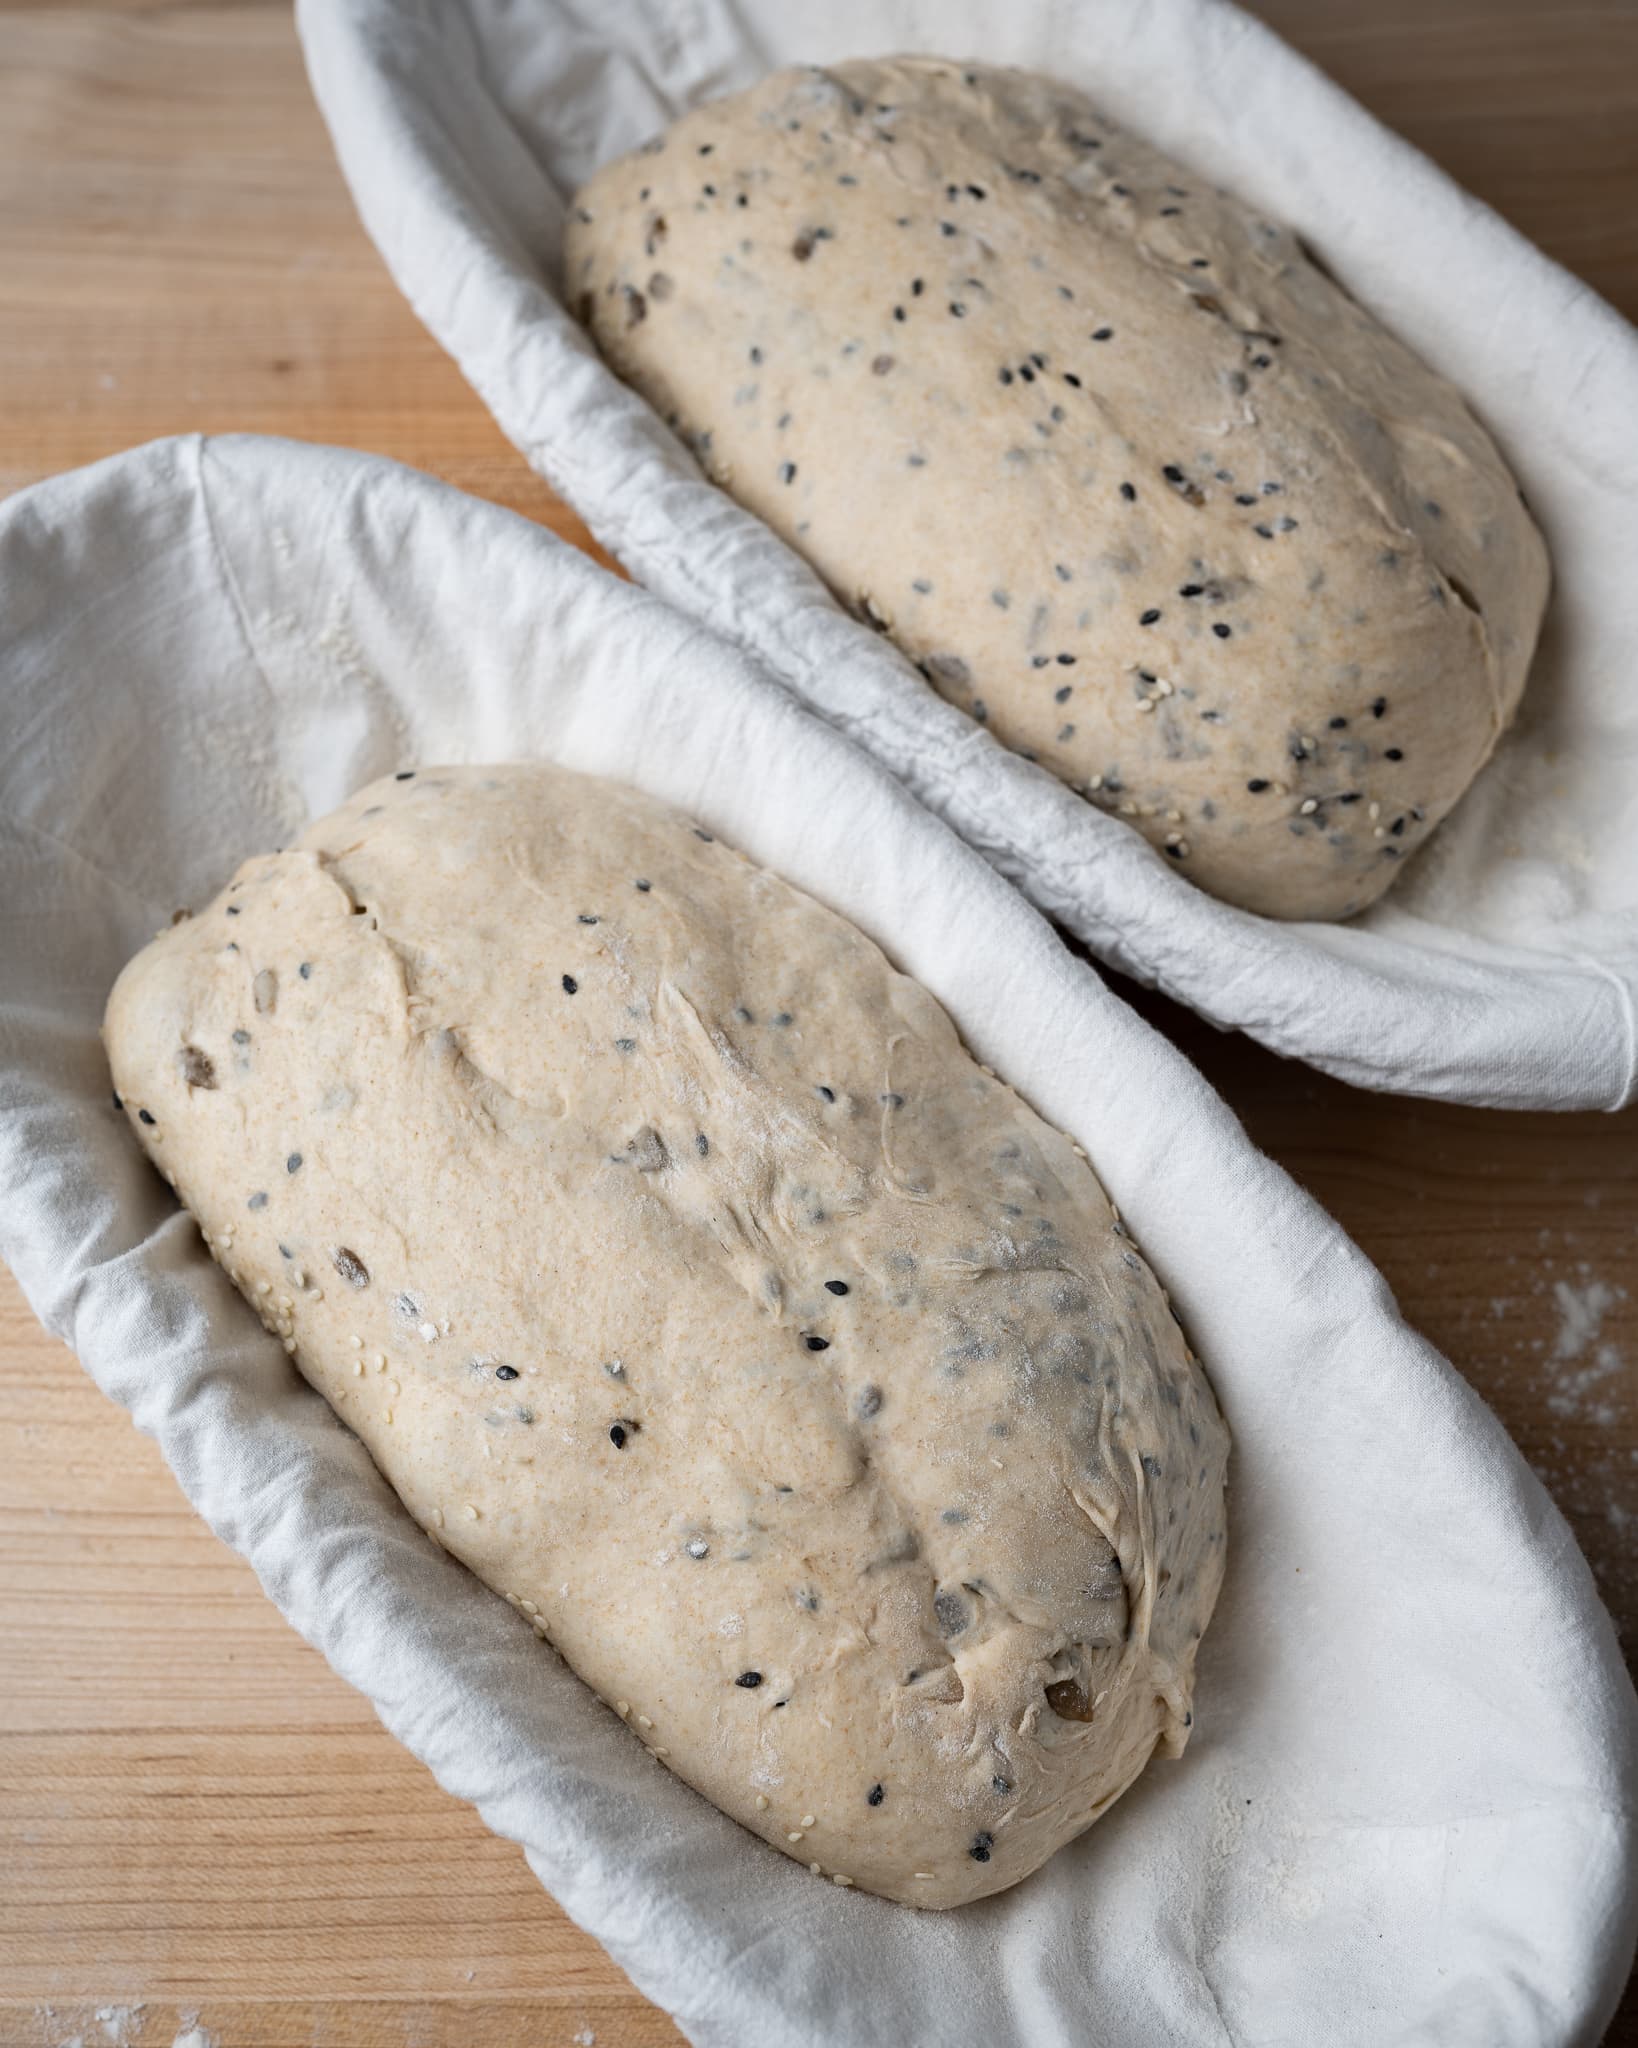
[1546,1277,1628,1425]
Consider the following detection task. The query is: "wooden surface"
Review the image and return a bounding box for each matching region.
[1,5,1634,2045]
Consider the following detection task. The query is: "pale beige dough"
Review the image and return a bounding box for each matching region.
[565,57,1550,920]
[104,764,1229,1906]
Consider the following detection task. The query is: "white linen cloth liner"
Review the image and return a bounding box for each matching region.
[295,0,1638,1112]
[0,435,1632,2047]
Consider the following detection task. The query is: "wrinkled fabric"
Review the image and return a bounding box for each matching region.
[0,436,1633,2048]
[297,0,1638,1109]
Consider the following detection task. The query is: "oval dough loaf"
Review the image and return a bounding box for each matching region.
[104,764,1229,1906]
[565,57,1550,920]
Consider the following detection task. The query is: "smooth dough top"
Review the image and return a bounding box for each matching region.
[565,56,1550,920]
[104,764,1230,1907]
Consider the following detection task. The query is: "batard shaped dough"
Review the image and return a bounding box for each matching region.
[104,764,1229,1905]
[566,58,1550,920]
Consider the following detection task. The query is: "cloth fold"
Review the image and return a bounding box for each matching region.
[1,435,1633,2047]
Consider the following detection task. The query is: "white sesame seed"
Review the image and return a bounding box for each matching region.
[282,1336,295,1353]
[755,1794,769,1810]
[653,1747,669,1758]
[201,1230,213,1247]
[290,1268,304,1287]
[375,1357,387,1372]
[616,1701,630,1717]
[349,1334,363,1349]
[801,1814,815,1828]
[278,1295,293,1312]
[638,1714,653,1729]
[519,1599,538,1615]
[383,1408,394,1424]
[1374,826,1387,839]
[1087,774,1104,791]
[914,1872,935,1880]
[440,1318,451,1335]
[389,1379,401,1396]
[431,1508,444,1528]
[1299,798,1318,815]
[462,1503,479,1519]
[1368,800,1381,821]
[787,1832,805,1843]
[1166,808,1183,823]
[1135,698,1155,713]
[418,1320,438,1343]
[353,1360,364,1377]
[256,1280,271,1296]
[990,1456,1005,1470]
[808,1861,822,1875]
[532,1618,549,1636]
[833,1874,853,1887]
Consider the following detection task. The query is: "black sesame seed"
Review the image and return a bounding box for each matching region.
[562,974,578,994]
[1056,652,1076,666]
[1054,685,1073,703]
[578,913,598,925]
[298,962,311,979]
[948,302,965,317]
[286,1152,302,1173]
[1247,778,1270,793]
[911,278,925,295]
[825,1280,850,1296]
[1091,326,1113,341]
[495,1364,520,1381]
[1120,481,1136,501]
[1385,747,1404,761]
[634,878,651,891]
[779,461,797,484]
[805,1335,830,1352]
[892,306,906,322]
[992,1775,1013,1795]
[695,1133,710,1157]
[998,367,1014,385]
[867,1783,885,1806]
[614,1037,636,1053]
[1140,608,1161,626]
[880,1091,904,1108]
[816,1084,835,1103]
[857,1385,883,1419]
[609,1423,628,1447]
[248,1191,268,1210]
[1017,363,1035,383]
[1212,622,1232,639]
[735,1670,763,1689]
[1162,464,1184,483]
[1160,204,1181,216]
[1329,716,1349,729]
[969,1833,993,1863]
[1179,583,1203,598]
[1372,697,1388,718]
[395,770,415,781]
[225,905,240,916]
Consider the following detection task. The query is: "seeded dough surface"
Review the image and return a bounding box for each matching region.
[566,57,1550,921]
[104,764,1229,1907]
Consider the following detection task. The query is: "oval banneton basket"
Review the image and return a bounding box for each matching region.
[296,0,1638,1111]
[0,436,1633,2048]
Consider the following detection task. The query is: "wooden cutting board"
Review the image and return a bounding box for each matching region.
[1,6,1634,2045]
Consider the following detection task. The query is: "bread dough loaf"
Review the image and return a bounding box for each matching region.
[104,764,1229,1907]
[565,58,1550,921]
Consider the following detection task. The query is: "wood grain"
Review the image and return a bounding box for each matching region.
[0,6,1633,2046]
